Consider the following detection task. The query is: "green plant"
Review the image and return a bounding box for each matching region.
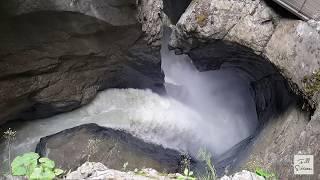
[3,128,16,174]
[177,153,196,180]
[303,69,320,96]
[180,153,191,173]
[11,152,63,180]
[177,168,196,180]
[255,167,277,179]
[197,148,217,180]
[122,162,129,171]
[84,138,102,161]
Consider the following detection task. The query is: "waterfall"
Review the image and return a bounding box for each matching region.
[0,32,259,174]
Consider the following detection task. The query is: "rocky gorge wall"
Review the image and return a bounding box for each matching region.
[0,10,164,125]
[0,0,320,179]
[142,0,320,178]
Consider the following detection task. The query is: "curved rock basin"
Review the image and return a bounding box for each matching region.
[0,69,258,173]
[0,8,267,177]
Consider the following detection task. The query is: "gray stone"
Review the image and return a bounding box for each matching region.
[159,2,320,177]
[168,0,320,106]
[66,162,178,180]
[0,0,137,26]
[264,19,320,104]
[220,170,264,180]
[36,124,182,173]
[0,11,164,125]
[136,0,163,46]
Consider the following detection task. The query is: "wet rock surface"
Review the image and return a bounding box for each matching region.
[152,0,320,178]
[35,123,182,173]
[163,0,191,25]
[0,0,137,26]
[136,0,163,46]
[185,41,310,178]
[0,0,319,179]
[0,11,164,125]
[187,41,295,123]
[166,0,320,107]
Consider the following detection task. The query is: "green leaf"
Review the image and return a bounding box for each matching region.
[39,157,55,169]
[11,152,62,180]
[54,168,64,176]
[255,167,275,178]
[42,168,56,179]
[184,168,189,176]
[29,167,43,180]
[22,152,40,165]
[11,165,27,176]
[189,171,194,176]
[11,153,39,176]
[177,176,185,180]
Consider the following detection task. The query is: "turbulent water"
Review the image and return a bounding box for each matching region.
[0,89,204,169]
[0,33,259,173]
[161,31,258,155]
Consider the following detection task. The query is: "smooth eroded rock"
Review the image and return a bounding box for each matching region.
[0,11,164,124]
[35,124,182,173]
[0,0,137,26]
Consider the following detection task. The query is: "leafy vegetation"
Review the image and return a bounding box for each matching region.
[85,138,101,161]
[178,153,196,179]
[303,69,320,96]
[176,149,217,180]
[197,148,217,180]
[122,161,129,171]
[177,168,196,180]
[11,152,64,180]
[255,167,277,180]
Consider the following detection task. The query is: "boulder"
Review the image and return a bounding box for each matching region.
[35,124,182,173]
[220,170,264,180]
[136,0,163,46]
[66,162,177,180]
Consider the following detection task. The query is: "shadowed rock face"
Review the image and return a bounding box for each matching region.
[0,11,164,125]
[163,0,192,24]
[151,0,320,178]
[186,41,318,179]
[36,123,182,172]
[0,0,137,26]
[185,41,301,174]
[187,41,296,124]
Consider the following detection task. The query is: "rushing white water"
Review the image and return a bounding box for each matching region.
[161,33,258,156]
[0,33,259,173]
[0,89,205,167]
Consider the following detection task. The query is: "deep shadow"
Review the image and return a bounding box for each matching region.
[264,0,300,20]
[163,0,192,24]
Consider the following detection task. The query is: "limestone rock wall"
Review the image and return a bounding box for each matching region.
[160,0,320,179]
[0,11,164,125]
[0,0,137,26]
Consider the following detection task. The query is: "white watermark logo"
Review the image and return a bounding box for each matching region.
[294,155,314,175]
